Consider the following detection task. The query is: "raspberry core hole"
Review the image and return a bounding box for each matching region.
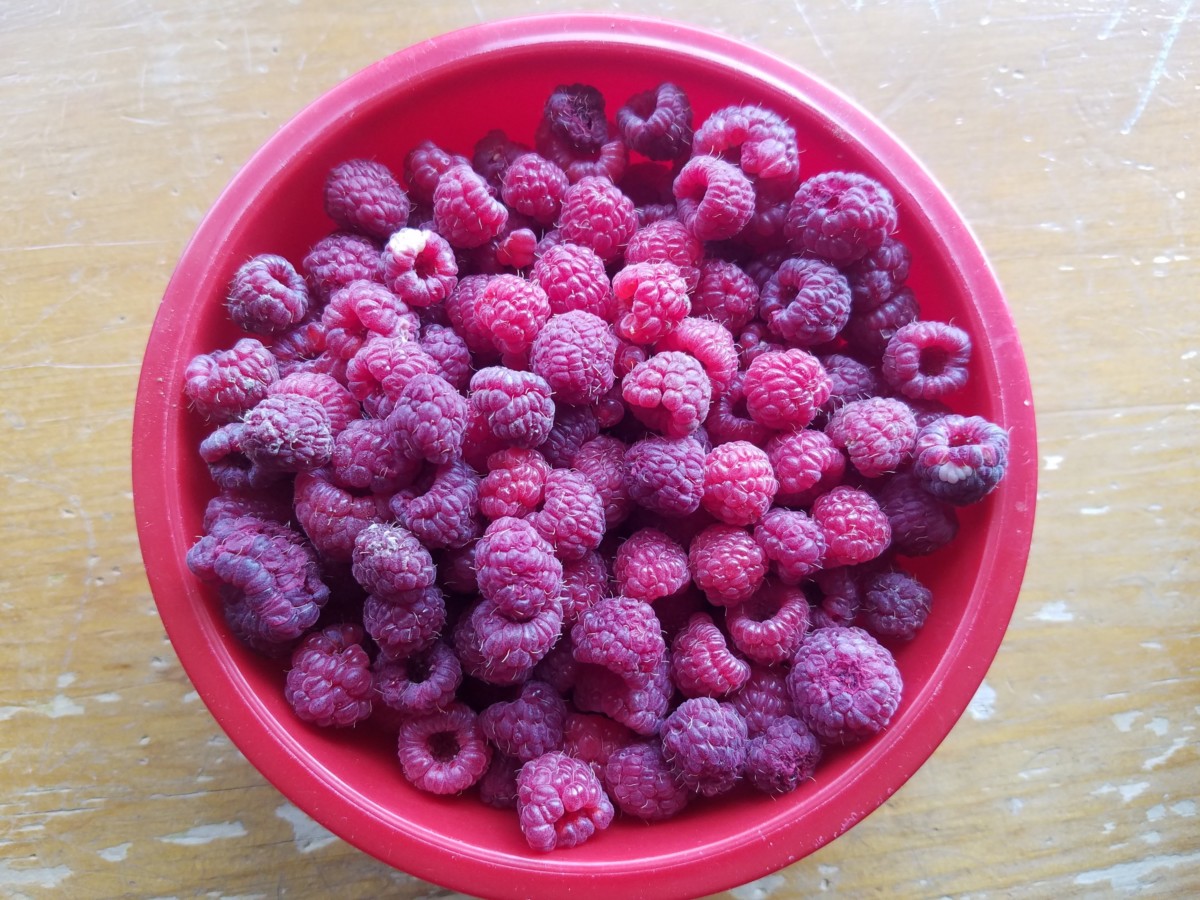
[428,729,462,762]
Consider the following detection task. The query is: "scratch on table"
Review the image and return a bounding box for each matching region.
[158,822,248,846]
[97,842,132,862]
[1144,738,1187,771]
[1122,0,1194,134]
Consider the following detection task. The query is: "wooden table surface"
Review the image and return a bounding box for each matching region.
[3,1,1197,897]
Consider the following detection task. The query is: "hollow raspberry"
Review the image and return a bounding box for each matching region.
[571,596,665,680]
[535,118,629,185]
[672,155,755,242]
[846,237,911,311]
[842,285,921,359]
[556,176,638,265]
[329,417,420,495]
[573,435,634,529]
[480,680,568,762]
[613,528,690,604]
[882,320,973,400]
[517,751,614,852]
[825,396,918,479]
[284,624,373,727]
[433,163,508,250]
[184,338,279,422]
[363,585,447,661]
[623,219,703,290]
[380,228,459,308]
[395,459,481,550]
[322,280,418,361]
[877,471,959,556]
[745,716,822,795]
[611,261,691,345]
[911,414,1010,506]
[529,242,613,320]
[726,581,811,666]
[624,434,705,518]
[753,508,827,584]
[475,273,552,365]
[617,82,694,161]
[690,258,760,333]
[693,104,800,183]
[701,441,778,526]
[730,664,795,738]
[475,516,563,620]
[530,469,605,562]
[199,422,267,492]
[811,486,892,567]
[404,139,472,205]
[688,524,767,607]
[323,158,410,241]
[351,522,435,599]
[661,697,748,797]
[374,641,462,716]
[759,256,852,347]
[605,741,690,821]
[398,702,492,795]
[387,373,469,465]
[226,253,310,335]
[530,311,618,406]
[469,366,556,450]
[502,152,570,226]
[294,467,390,562]
[622,351,712,438]
[766,429,847,508]
[670,612,751,699]
[786,171,897,265]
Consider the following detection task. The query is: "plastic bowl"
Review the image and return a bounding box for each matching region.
[133,13,1036,900]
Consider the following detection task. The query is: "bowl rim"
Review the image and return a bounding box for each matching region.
[133,12,1037,899]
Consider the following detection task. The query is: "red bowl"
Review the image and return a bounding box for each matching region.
[133,14,1036,900]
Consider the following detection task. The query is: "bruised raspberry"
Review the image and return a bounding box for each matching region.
[821,353,883,413]
[861,565,932,642]
[730,664,795,738]
[241,394,333,474]
[843,286,920,359]
[535,118,629,185]
[330,416,420,495]
[562,712,635,778]
[472,128,530,192]
[877,471,960,556]
[374,640,461,716]
[544,83,609,151]
[294,467,389,562]
[572,596,666,680]
[351,522,435,599]
[911,414,1010,506]
[539,404,599,469]
[704,371,774,448]
[363,585,447,661]
[745,716,822,795]
[404,139,472,206]
[846,237,911,311]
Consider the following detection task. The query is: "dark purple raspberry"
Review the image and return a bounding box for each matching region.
[380,228,459,308]
[670,612,751,699]
[475,516,563,619]
[351,522,435,599]
[731,664,795,737]
[812,567,863,629]
[469,366,556,450]
[294,467,389,562]
[842,285,921,359]
[479,448,550,520]
[323,158,410,241]
[572,596,665,680]
[444,274,501,360]
[419,322,472,391]
[701,441,778,526]
[690,258,760,333]
[544,83,608,151]
[470,591,564,682]
[535,117,629,184]
[226,253,310,335]
[612,261,691,345]
[398,702,492,794]
[302,231,383,303]
[613,528,690,604]
[535,635,581,697]
[624,434,706,518]
[825,396,919,479]
[877,471,959,556]
[861,566,932,642]
[688,524,767,607]
[363,585,447,661]
[268,371,360,434]
[616,82,694,161]
[437,540,480,596]
[479,753,522,809]
[472,128,530,191]
[388,373,469,465]
[530,242,612,320]
[560,551,609,625]
[704,371,774,448]
[754,508,827,584]
[661,697,748,797]
[404,139,472,206]
[623,351,712,438]
[201,485,292,532]
[502,152,570,226]
[573,435,634,529]
[845,237,911,311]
[329,417,419,495]
[199,422,269,491]
[530,469,605,562]
[672,155,755,242]
[726,581,811,666]
[530,311,618,406]
[767,429,847,508]
[284,624,373,727]
[786,171,898,265]
[811,486,892,568]
[573,655,672,737]
[374,640,461,715]
[788,626,903,743]
[745,716,822,795]
[736,178,794,252]
[623,218,703,289]
[322,280,418,361]
[621,161,675,207]
[395,459,481,550]
[433,164,508,250]
[184,338,278,422]
[475,274,552,365]
[480,680,568,762]
[604,741,690,821]
[912,414,1010,505]
[882,320,973,400]
[539,404,599,468]
[759,256,852,347]
[556,176,638,265]
[517,751,614,852]
[693,104,800,182]
[820,353,883,413]
[562,712,634,778]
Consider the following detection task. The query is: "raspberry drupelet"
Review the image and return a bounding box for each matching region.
[469,366,556,450]
[432,164,508,250]
[480,680,569,762]
[882,320,973,400]
[622,351,713,438]
[912,414,1010,505]
[759,256,852,348]
[661,697,749,797]
[556,176,638,265]
[701,441,778,526]
[380,228,459,308]
[825,396,919,479]
[670,612,751,699]
[726,580,811,666]
[227,253,311,336]
[604,741,691,821]
[612,261,691,345]
[785,170,898,265]
[688,524,767,607]
[529,310,618,406]
[284,624,373,727]
[613,527,690,604]
[616,82,694,161]
[397,702,492,795]
[323,158,411,241]
[517,751,615,852]
[184,338,279,422]
[672,155,755,242]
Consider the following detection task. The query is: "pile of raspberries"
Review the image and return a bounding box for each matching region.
[183,81,1010,853]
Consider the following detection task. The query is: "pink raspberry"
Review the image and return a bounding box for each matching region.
[419,323,472,391]
[351,522,435,598]
[613,528,690,604]
[387,373,469,465]
[284,624,373,727]
[330,417,420,495]
[457,594,564,686]
[560,551,609,625]
[811,567,863,629]
[397,702,492,794]
[661,697,748,797]
[562,712,634,778]
[882,320,973,400]
[670,612,751,699]
[743,348,832,431]
[573,655,672,736]
[846,236,911,311]
[623,219,703,289]
[820,353,883,413]
[622,351,712,439]
[239,394,332,474]
[535,636,581,697]
[624,434,705,518]
[693,104,800,182]
[529,311,618,406]
[321,280,418,361]
[201,485,292,532]
[654,317,738,397]
[432,163,508,249]
[843,285,920,359]
[556,176,638,265]
[529,242,612,320]
[726,581,811,666]
[766,429,847,508]
[344,336,439,418]
[825,396,919,478]
[535,117,629,184]
[530,469,605,562]
[877,471,959,556]
[730,664,795,737]
[811,486,892,567]
[363,586,447,661]
[323,158,411,241]
[294,467,389,562]
[571,596,665,680]
[474,516,563,619]
[517,751,614,852]
[616,82,694,161]
[611,261,691,345]
[754,508,827,584]
[736,321,785,369]
[472,128,530,191]
[226,253,310,335]
[759,257,852,347]
[911,414,1010,506]
[502,152,570,226]
[479,448,551,520]
[301,231,383,303]
[672,155,755,242]
[469,366,556,449]
[480,680,568,762]
[395,459,481,550]
[493,225,539,271]
[688,524,767,607]
[745,716,822,796]
[690,258,760,332]
[380,228,459,308]
[701,441,778,526]
[786,171,898,265]
[444,274,501,360]
[403,139,471,206]
[788,626,902,743]
[475,273,552,365]
[604,741,690,821]
[539,404,599,468]
[704,372,774,448]
[268,371,359,433]
[573,435,634,529]
[861,566,932,642]
[374,640,462,716]
[271,315,338,380]
[184,338,279,422]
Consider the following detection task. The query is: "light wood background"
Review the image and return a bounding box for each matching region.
[2,1,1197,897]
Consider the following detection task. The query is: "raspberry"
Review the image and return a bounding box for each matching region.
[861,566,932,642]
[271,315,338,380]
[475,516,563,619]
[736,177,795,252]
[624,434,705,518]
[766,429,847,508]
[908,398,953,430]
[480,680,568,762]
[502,152,570,226]
[404,139,471,206]
[701,441,778,526]
[611,261,691,345]
[672,155,755,242]
[655,319,738,398]
[621,161,675,207]
[479,448,551,520]
[693,104,800,183]
[397,702,492,795]
[239,394,332,476]
[294,467,389,562]
[825,396,919,479]
[556,176,638,265]
[759,257,852,347]
[453,599,546,687]
[613,528,690,604]
[226,253,310,335]
[530,311,618,406]
[395,459,482,550]
[743,349,832,432]
[535,635,581,696]
[472,128,530,191]
[911,414,1010,505]
[268,371,360,434]
[380,228,459,308]
[845,237,911,311]
[622,351,712,438]
[444,274,500,359]
[754,508,827,584]
[479,754,522,809]
[616,82,694,161]
[573,656,672,737]
[493,225,539,271]
[184,338,279,422]
[351,522,435,598]
[670,612,751,699]
[438,540,480,596]
[730,664,795,737]
[877,471,959,556]
[284,624,373,727]
[388,373,469,465]
[688,524,767,607]
[704,372,774,448]
[432,164,508,249]
[788,626,902,743]
[842,286,920,359]
[544,83,608,152]
[344,336,440,419]
[186,515,328,647]
[736,321,785,368]
[690,258,760,332]
[882,320,973,400]
[726,581,811,666]
[530,469,605,562]
[745,716,822,795]
[469,366,556,449]
[660,697,748,797]
[199,423,265,491]
[539,404,599,468]
[811,567,863,629]
[363,586,447,660]
[562,712,633,776]
[785,171,898,265]
[573,435,634,529]
[572,596,665,679]
[535,118,629,185]
[323,158,411,241]
[530,242,612,320]
[560,551,609,625]
[322,280,419,361]
[811,486,892,567]
[201,485,292,532]
[635,202,677,227]
[329,417,420,495]
[475,274,552,365]
[605,741,691,821]
[517,751,614,852]
[820,353,883,413]
[301,231,383,303]
[623,219,703,289]
[374,641,461,715]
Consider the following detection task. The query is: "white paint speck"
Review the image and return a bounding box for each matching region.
[274,803,338,853]
[0,861,73,889]
[0,695,85,721]
[730,873,787,900]
[1144,738,1188,771]
[1075,851,1200,891]
[968,681,997,720]
[1103,821,1116,834]
[158,822,247,846]
[182,691,200,704]
[98,843,131,862]
[1081,505,1111,516]
[1112,711,1141,732]
[56,673,77,689]
[96,692,122,703]
[1031,601,1075,622]
[1093,782,1151,802]
[1141,831,1162,845]
[1043,454,1064,470]
[1171,800,1196,817]
[1182,350,1198,360]
[1147,804,1166,822]
[1009,798,1024,814]
[1145,717,1170,737]
[1140,642,1163,650]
